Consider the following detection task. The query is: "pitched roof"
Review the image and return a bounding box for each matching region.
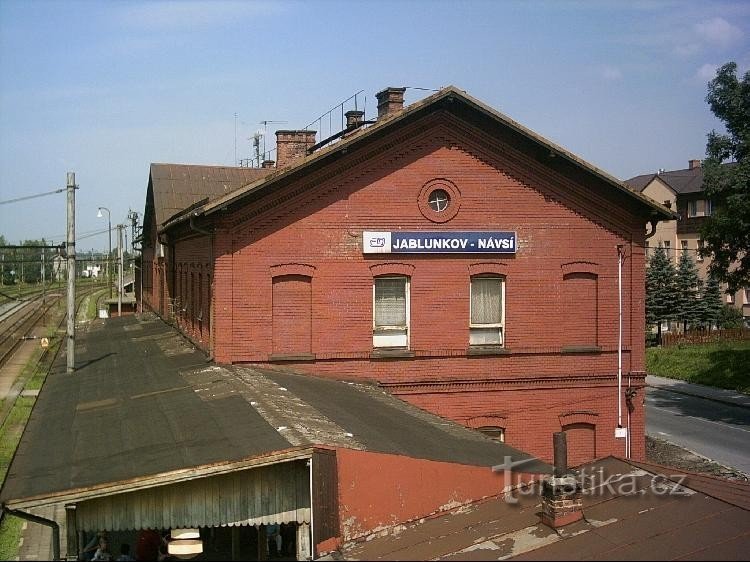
[146,163,270,230]
[0,314,546,509]
[160,86,676,232]
[624,163,736,196]
[342,456,750,561]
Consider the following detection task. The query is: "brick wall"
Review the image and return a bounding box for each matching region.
[164,113,650,462]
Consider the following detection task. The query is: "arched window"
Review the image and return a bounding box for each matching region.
[470,275,505,346]
[373,276,410,348]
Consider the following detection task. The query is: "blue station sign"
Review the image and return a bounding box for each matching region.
[363,231,517,254]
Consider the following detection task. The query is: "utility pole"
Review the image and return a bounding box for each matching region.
[118,224,123,317]
[41,247,46,304]
[66,172,76,374]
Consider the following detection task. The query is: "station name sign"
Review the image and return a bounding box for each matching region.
[363,231,517,254]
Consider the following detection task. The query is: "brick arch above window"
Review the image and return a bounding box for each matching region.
[561,261,600,276]
[369,262,415,277]
[465,415,508,429]
[558,411,599,427]
[270,263,316,279]
[468,262,507,277]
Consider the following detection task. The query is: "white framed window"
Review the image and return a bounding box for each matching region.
[470,276,505,346]
[478,426,505,442]
[688,199,712,218]
[727,292,735,304]
[663,240,671,259]
[697,239,704,262]
[373,276,409,348]
[680,240,688,254]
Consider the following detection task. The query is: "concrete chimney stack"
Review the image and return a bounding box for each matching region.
[540,432,583,529]
[689,159,701,170]
[376,87,406,120]
[275,130,317,168]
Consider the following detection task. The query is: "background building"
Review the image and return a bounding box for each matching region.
[626,160,750,326]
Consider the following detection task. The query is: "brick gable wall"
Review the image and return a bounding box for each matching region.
[149,113,649,463]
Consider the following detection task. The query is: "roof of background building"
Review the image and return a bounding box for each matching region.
[625,167,706,195]
[0,314,547,509]
[147,163,270,230]
[341,456,750,561]
[160,85,676,233]
[624,162,736,196]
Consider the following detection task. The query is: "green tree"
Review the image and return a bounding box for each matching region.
[675,250,703,332]
[718,303,744,328]
[701,62,750,292]
[701,274,724,329]
[646,245,677,344]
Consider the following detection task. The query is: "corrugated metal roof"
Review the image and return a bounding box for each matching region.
[76,460,310,532]
[0,315,546,510]
[342,457,750,561]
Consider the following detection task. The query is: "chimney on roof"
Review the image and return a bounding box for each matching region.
[540,432,583,529]
[275,130,317,168]
[376,87,406,120]
[345,110,365,129]
[689,159,701,170]
[261,159,275,169]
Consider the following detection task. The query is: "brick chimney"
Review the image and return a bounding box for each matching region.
[689,159,701,170]
[275,130,317,168]
[540,432,583,529]
[376,87,406,120]
[345,110,364,129]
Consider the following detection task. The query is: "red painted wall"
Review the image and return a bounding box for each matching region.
[334,448,536,541]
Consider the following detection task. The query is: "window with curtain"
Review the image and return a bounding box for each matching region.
[373,276,409,347]
[470,276,504,345]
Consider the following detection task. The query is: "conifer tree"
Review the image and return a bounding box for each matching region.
[701,274,724,330]
[646,245,677,344]
[675,250,703,332]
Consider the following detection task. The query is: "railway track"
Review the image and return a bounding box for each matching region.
[0,285,104,428]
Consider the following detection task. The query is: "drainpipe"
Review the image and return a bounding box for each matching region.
[3,507,61,560]
[308,456,315,560]
[614,244,629,455]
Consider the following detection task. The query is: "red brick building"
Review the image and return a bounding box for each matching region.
[141,86,673,464]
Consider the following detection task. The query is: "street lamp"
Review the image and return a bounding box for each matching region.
[97,207,112,298]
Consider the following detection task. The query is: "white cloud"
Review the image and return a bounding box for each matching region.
[601,65,623,81]
[116,0,283,31]
[694,17,743,49]
[695,63,719,81]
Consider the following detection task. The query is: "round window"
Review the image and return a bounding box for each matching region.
[418,179,460,223]
[428,189,450,212]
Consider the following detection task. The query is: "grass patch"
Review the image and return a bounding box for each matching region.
[646,340,750,393]
[0,514,23,561]
[0,396,36,561]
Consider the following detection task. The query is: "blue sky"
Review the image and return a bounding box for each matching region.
[1,0,748,249]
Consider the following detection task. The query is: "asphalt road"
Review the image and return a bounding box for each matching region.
[646,387,750,475]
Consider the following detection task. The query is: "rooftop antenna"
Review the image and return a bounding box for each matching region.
[259,120,287,162]
[234,113,238,166]
[252,130,263,167]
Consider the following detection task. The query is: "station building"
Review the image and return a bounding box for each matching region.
[141,86,674,466]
